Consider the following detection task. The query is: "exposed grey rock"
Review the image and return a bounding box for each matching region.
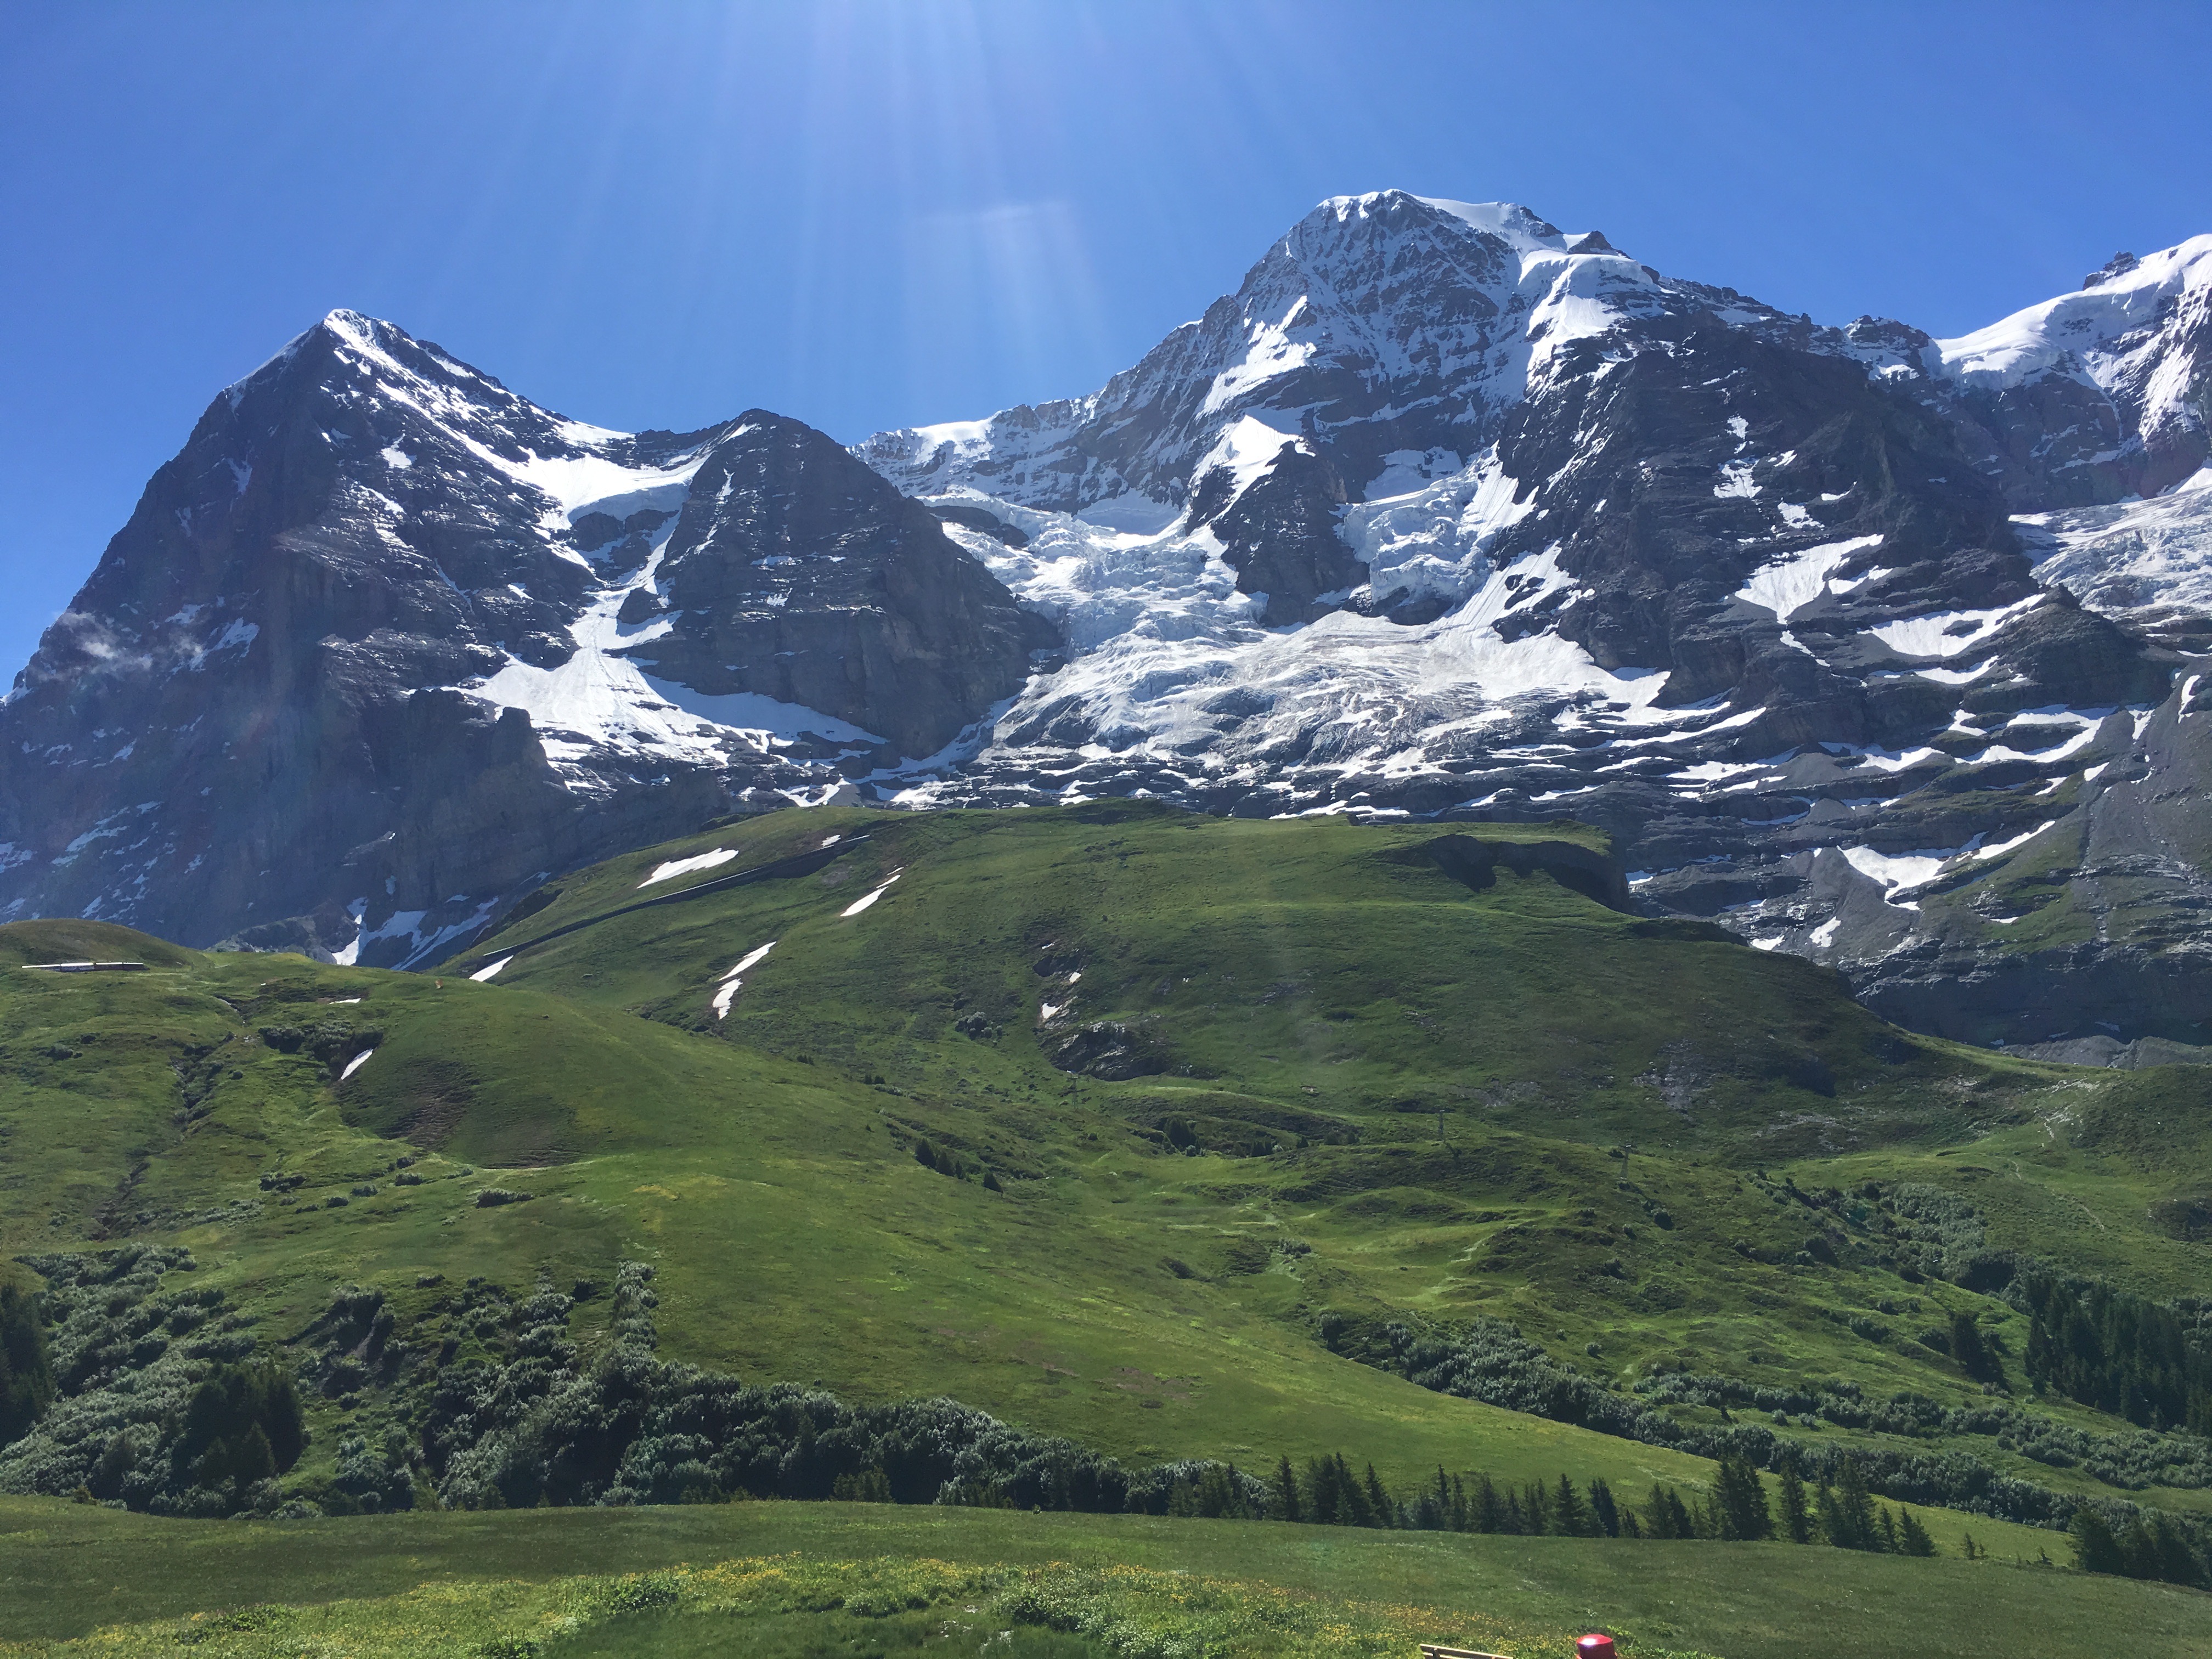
[1193,444,1360,624]
[855,198,2212,1059]
[624,414,1052,760]
[0,314,1046,964]
[1048,1020,1169,1081]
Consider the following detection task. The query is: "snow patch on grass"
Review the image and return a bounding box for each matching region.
[840,870,905,918]
[710,940,780,1019]
[640,848,740,888]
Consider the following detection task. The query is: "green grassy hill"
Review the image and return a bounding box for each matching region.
[2,805,2210,1650]
[447,804,2212,1500]
[0,895,1839,1514]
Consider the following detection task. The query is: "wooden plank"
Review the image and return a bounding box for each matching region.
[1419,1645,1513,1659]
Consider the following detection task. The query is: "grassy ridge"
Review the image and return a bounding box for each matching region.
[464,803,2001,1150]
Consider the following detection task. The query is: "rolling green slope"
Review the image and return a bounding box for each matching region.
[446,804,2212,1503]
[460,802,1998,1155]
[0,908,1803,1521]
[2,804,2210,1640]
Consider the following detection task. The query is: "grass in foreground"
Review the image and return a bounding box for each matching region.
[3,1497,2208,1659]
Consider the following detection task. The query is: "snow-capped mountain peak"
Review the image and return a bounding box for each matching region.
[0,315,1042,966]
[855,189,1686,529]
[1401,194,1571,249]
[1933,233,2212,505]
[1936,236,2212,389]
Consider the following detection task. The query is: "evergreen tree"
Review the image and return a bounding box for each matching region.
[2152,1516,2204,1587]
[1303,1456,1339,1525]
[1450,1472,1469,1533]
[0,1283,55,1449]
[1337,1456,1375,1527]
[1548,1474,1585,1537]
[1713,1459,1773,1542]
[1778,1460,1812,1544]
[172,1360,306,1493]
[1588,1476,1620,1539]
[1876,1505,1900,1554]
[1413,1466,1449,1531]
[1644,1482,1683,1540]
[1950,1312,2002,1386]
[2069,1506,2125,1576]
[1616,1506,1642,1539]
[1897,1508,1937,1558]
[2023,1272,2209,1432]
[1273,1455,1302,1523]
[1523,1479,1550,1536]
[2115,1514,2205,1587]
[1815,1482,1847,1548]
[1504,1489,1528,1536]
[1188,1465,1245,1519]
[1363,1463,1395,1527]
[1690,1491,1719,1539]
[1832,1459,1878,1550]
[1472,1474,1505,1534]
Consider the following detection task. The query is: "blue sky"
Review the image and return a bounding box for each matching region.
[4,0,2209,676]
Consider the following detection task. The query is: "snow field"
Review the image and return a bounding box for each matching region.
[1733,536,1885,621]
[460,509,883,783]
[2026,469,2212,624]
[1864,596,2044,659]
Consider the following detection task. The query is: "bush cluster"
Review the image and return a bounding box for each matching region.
[0,1248,283,1516]
[1629,1368,2212,1491]
[7,1249,2198,1589]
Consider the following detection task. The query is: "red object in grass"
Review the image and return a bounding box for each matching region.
[1576,1639,1618,1659]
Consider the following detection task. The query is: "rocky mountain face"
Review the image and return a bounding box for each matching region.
[0,313,1043,964]
[857,195,2212,1060]
[5,195,2210,1056]
[629,416,1053,758]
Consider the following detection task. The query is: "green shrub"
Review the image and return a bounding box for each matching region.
[589,1572,681,1613]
